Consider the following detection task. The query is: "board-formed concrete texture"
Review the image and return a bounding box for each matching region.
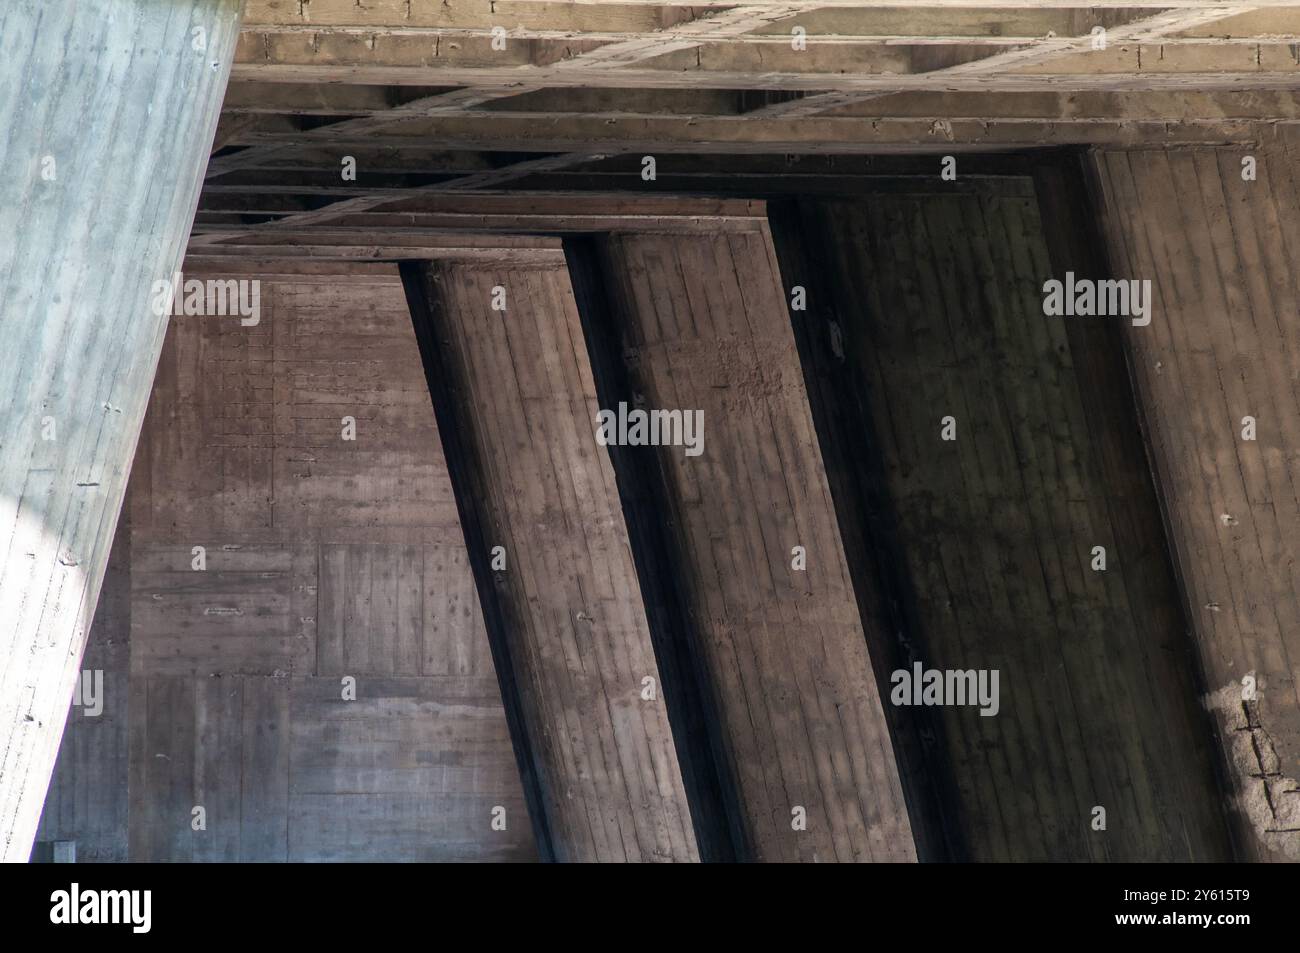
[0,0,243,862]
[9,0,1300,873]
[770,188,1230,861]
[36,264,537,862]
[402,249,699,862]
[1096,145,1300,863]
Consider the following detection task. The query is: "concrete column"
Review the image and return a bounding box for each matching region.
[1095,144,1300,861]
[402,251,702,862]
[573,224,917,862]
[767,180,1231,861]
[0,0,241,861]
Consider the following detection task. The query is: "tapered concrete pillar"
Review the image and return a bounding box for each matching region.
[0,0,241,861]
[571,225,916,862]
[402,251,703,862]
[1095,144,1300,861]
[767,181,1231,861]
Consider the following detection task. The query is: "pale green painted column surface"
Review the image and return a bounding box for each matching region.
[0,0,243,862]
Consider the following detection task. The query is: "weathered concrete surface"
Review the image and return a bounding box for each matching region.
[1095,143,1300,861]
[0,0,242,861]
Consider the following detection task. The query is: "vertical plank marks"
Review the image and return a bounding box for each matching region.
[769,183,1231,861]
[1095,144,1300,861]
[239,676,290,861]
[0,0,243,861]
[403,254,700,862]
[44,268,536,861]
[33,516,132,862]
[588,225,916,862]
